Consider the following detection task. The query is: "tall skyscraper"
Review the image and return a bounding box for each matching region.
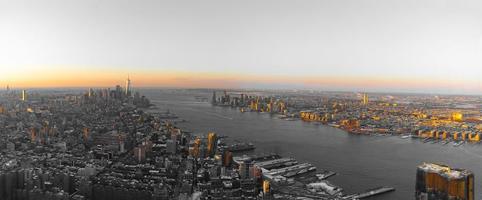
[362,93,369,105]
[22,90,27,101]
[88,88,93,97]
[212,91,217,105]
[207,132,217,157]
[125,75,131,96]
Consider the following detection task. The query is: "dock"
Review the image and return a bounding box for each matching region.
[348,186,395,199]
[254,157,298,170]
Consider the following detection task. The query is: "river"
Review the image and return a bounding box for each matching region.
[142,89,481,200]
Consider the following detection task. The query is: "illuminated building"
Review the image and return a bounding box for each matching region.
[340,119,360,130]
[263,180,272,199]
[362,93,369,105]
[468,133,480,142]
[453,132,459,140]
[190,137,201,158]
[207,132,217,157]
[22,90,27,101]
[451,112,463,122]
[88,88,93,97]
[416,163,474,200]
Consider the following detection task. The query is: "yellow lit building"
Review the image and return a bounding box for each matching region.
[416,163,474,200]
[190,137,201,158]
[468,133,480,143]
[453,132,459,140]
[300,111,328,122]
[263,180,271,194]
[461,132,468,141]
[207,132,217,156]
[361,93,369,105]
[451,112,463,122]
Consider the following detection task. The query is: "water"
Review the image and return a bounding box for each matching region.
[143,89,482,200]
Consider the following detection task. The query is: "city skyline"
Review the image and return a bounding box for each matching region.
[0,1,480,200]
[0,66,480,95]
[1,0,481,94]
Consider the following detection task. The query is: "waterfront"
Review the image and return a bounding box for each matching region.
[145,89,482,200]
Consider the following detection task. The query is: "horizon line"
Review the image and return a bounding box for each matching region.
[3,86,481,97]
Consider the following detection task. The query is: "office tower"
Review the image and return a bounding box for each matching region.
[166,139,177,154]
[133,146,146,163]
[125,75,131,96]
[362,93,369,105]
[239,160,252,179]
[88,88,93,98]
[212,91,217,105]
[262,179,273,200]
[222,150,232,167]
[191,137,201,158]
[416,163,474,200]
[22,90,27,101]
[207,132,217,157]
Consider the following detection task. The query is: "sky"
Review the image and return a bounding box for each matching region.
[0,0,481,94]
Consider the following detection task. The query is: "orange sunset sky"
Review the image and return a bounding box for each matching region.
[0,66,480,95]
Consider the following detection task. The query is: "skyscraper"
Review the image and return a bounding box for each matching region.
[125,75,131,96]
[88,88,93,98]
[207,132,217,157]
[22,90,27,101]
[362,93,369,105]
[416,163,474,200]
[212,91,217,105]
